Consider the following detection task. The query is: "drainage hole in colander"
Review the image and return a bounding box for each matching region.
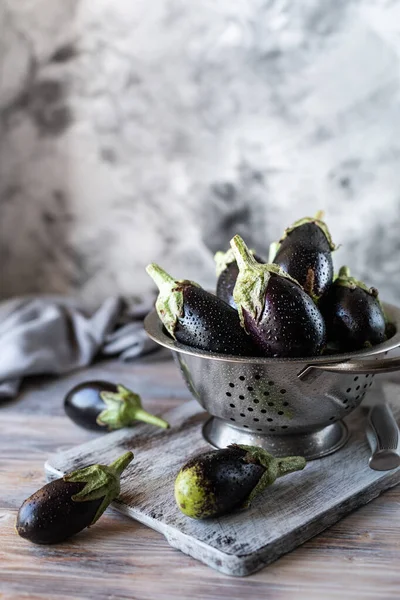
[253,398,259,404]
[257,428,263,431]
[346,388,351,393]
[356,395,360,400]
[247,407,254,412]
[366,374,369,378]
[239,376,245,381]
[356,385,360,390]
[269,428,276,432]
[263,391,270,397]
[343,399,348,404]
[230,418,236,422]
[239,395,245,400]
[229,382,235,388]
[278,411,284,415]
[345,406,350,410]
[364,384,368,389]
[268,402,274,407]
[253,418,259,422]
[255,375,261,380]
[329,416,335,421]
[247,386,254,391]
[280,389,287,394]
[268,381,274,386]
[354,376,359,381]
[369,381,373,386]
[267,418,273,422]
[229,403,235,408]
[281,426,288,429]
[243,425,249,428]
[260,409,267,414]
[240,413,245,417]
[226,392,232,397]
[283,401,289,407]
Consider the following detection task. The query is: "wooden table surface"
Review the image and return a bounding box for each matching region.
[1,350,400,600]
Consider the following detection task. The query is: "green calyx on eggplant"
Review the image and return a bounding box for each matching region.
[64,380,169,431]
[230,235,326,357]
[174,445,306,519]
[320,266,387,351]
[214,247,264,309]
[146,263,259,356]
[16,452,133,544]
[271,211,336,302]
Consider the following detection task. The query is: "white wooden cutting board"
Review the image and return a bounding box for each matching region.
[45,385,400,577]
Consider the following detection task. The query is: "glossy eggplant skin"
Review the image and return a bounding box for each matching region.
[174,285,260,356]
[320,284,386,351]
[174,447,265,519]
[16,479,103,544]
[243,273,326,357]
[217,254,264,309]
[64,381,116,432]
[273,223,333,301]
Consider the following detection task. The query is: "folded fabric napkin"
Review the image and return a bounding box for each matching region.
[0,294,159,399]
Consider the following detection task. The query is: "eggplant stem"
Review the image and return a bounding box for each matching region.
[338,265,351,279]
[109,451,134,477]
[314,209,325,220]
[146,263,176,291]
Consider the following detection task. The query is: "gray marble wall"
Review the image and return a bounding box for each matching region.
[1,0,399,307]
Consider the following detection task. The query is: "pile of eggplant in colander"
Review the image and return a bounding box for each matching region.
[147,212,391,358]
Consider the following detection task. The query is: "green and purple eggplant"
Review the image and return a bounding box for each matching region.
[146,263,259,356]
[230,235,326,357]
[174,445,306,519]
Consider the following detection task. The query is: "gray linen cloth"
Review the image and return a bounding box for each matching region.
[0,294,159,399]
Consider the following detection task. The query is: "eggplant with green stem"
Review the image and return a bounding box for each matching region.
[320,266,387,351]
[174,445,306,519]
[215,248,265,309]
[230,235,326,357]
[64,380,169,432]
[16,452,133,544]
[146,263,259,356]
[271,211,336,302]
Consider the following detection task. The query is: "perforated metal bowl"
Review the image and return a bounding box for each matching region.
[144,303,400,459]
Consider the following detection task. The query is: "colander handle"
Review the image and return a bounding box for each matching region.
[298,356,400,380]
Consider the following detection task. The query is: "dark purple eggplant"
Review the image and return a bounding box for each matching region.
[146,263,259,356]
[215,248,265,309]
[174,444,306,519]
[16,452,133,544]
[230,235,326,357]
[64,381,169,431]
[272,212,336,302]
[320,266,387,351]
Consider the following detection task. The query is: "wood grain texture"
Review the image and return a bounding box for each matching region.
[45,391,400,577]
[1,354,400,598]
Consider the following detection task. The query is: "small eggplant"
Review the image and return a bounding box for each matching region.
[146,263,259,356]
[231,235,326,357]
[320,266,387,351]
[174,445,306,519]
[272,211,336,302]
[214,248,264,309]
[16,452,133,544]
[64,381,169,432]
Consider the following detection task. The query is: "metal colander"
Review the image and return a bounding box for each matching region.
[144,302,400,459]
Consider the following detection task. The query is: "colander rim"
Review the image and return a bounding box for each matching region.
[144,301,400,365]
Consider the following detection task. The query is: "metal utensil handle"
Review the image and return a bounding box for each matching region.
[367,404,400,471]
[298,356,400,380]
